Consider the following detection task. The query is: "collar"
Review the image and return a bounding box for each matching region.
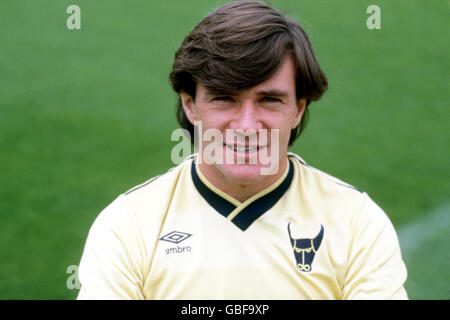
[191,158,294,231]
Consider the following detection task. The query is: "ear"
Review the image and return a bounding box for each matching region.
[180,91,197,125]
[292,98,307,129]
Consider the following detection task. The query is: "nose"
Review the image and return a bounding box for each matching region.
[229,100,263,132]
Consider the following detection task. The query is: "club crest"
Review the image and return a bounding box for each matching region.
[287,223,324,272]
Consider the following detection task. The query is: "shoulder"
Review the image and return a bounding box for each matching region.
[288,152,364,218]
[287,152,391,227]
[122,154,194,211]
[90,155,194,235]
[288,152,362,195]
[124,154,195,197]
[288,153,399,241]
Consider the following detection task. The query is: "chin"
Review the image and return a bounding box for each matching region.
[218,163,270,185]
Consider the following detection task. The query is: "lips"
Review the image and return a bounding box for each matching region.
[225,144,267,152]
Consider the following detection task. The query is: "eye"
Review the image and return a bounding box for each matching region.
[260,97,281,103]
[212,96,234,102]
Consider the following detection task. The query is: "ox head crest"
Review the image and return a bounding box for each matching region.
[287,223,324,272]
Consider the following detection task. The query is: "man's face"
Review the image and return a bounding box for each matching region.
[181,56,306,186]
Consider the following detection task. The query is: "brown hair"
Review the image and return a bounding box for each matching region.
[169,0,328,145]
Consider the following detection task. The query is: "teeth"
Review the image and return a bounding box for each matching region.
[237,146,256,152]
[226,145,260,152]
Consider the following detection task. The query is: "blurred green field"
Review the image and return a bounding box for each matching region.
[0,0,448,299]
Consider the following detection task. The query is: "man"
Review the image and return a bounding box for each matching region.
[77,1,407,299]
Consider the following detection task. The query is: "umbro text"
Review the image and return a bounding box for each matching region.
[165,245,191,255]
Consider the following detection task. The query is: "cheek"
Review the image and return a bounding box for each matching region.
[200,106,234,125]
[264,116,294,147]
[280,126,294,146]
[195,110,229,131]
[282,109,302,142]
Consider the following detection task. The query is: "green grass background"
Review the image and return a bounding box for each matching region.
[0,0,448,299]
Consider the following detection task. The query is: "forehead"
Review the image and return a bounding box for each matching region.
[255,55,296,92]
[199,55,296,96]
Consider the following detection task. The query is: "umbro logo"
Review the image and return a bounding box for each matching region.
[160,230,192,255]
[160,230,192,244]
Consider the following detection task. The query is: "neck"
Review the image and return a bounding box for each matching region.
[197,157,288,203]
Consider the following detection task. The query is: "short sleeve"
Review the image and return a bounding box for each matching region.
[342,194,408,300]
[77,195,145,300]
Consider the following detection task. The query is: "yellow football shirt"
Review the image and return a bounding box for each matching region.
[77,153,408,299]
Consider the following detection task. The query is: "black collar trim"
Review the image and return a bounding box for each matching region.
[191,159,294,231]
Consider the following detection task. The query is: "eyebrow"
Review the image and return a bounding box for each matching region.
[204,89,234,99]
[255,89,289,98]
[204,88,289,99]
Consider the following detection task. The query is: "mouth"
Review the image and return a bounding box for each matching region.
[224,144,267,152]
